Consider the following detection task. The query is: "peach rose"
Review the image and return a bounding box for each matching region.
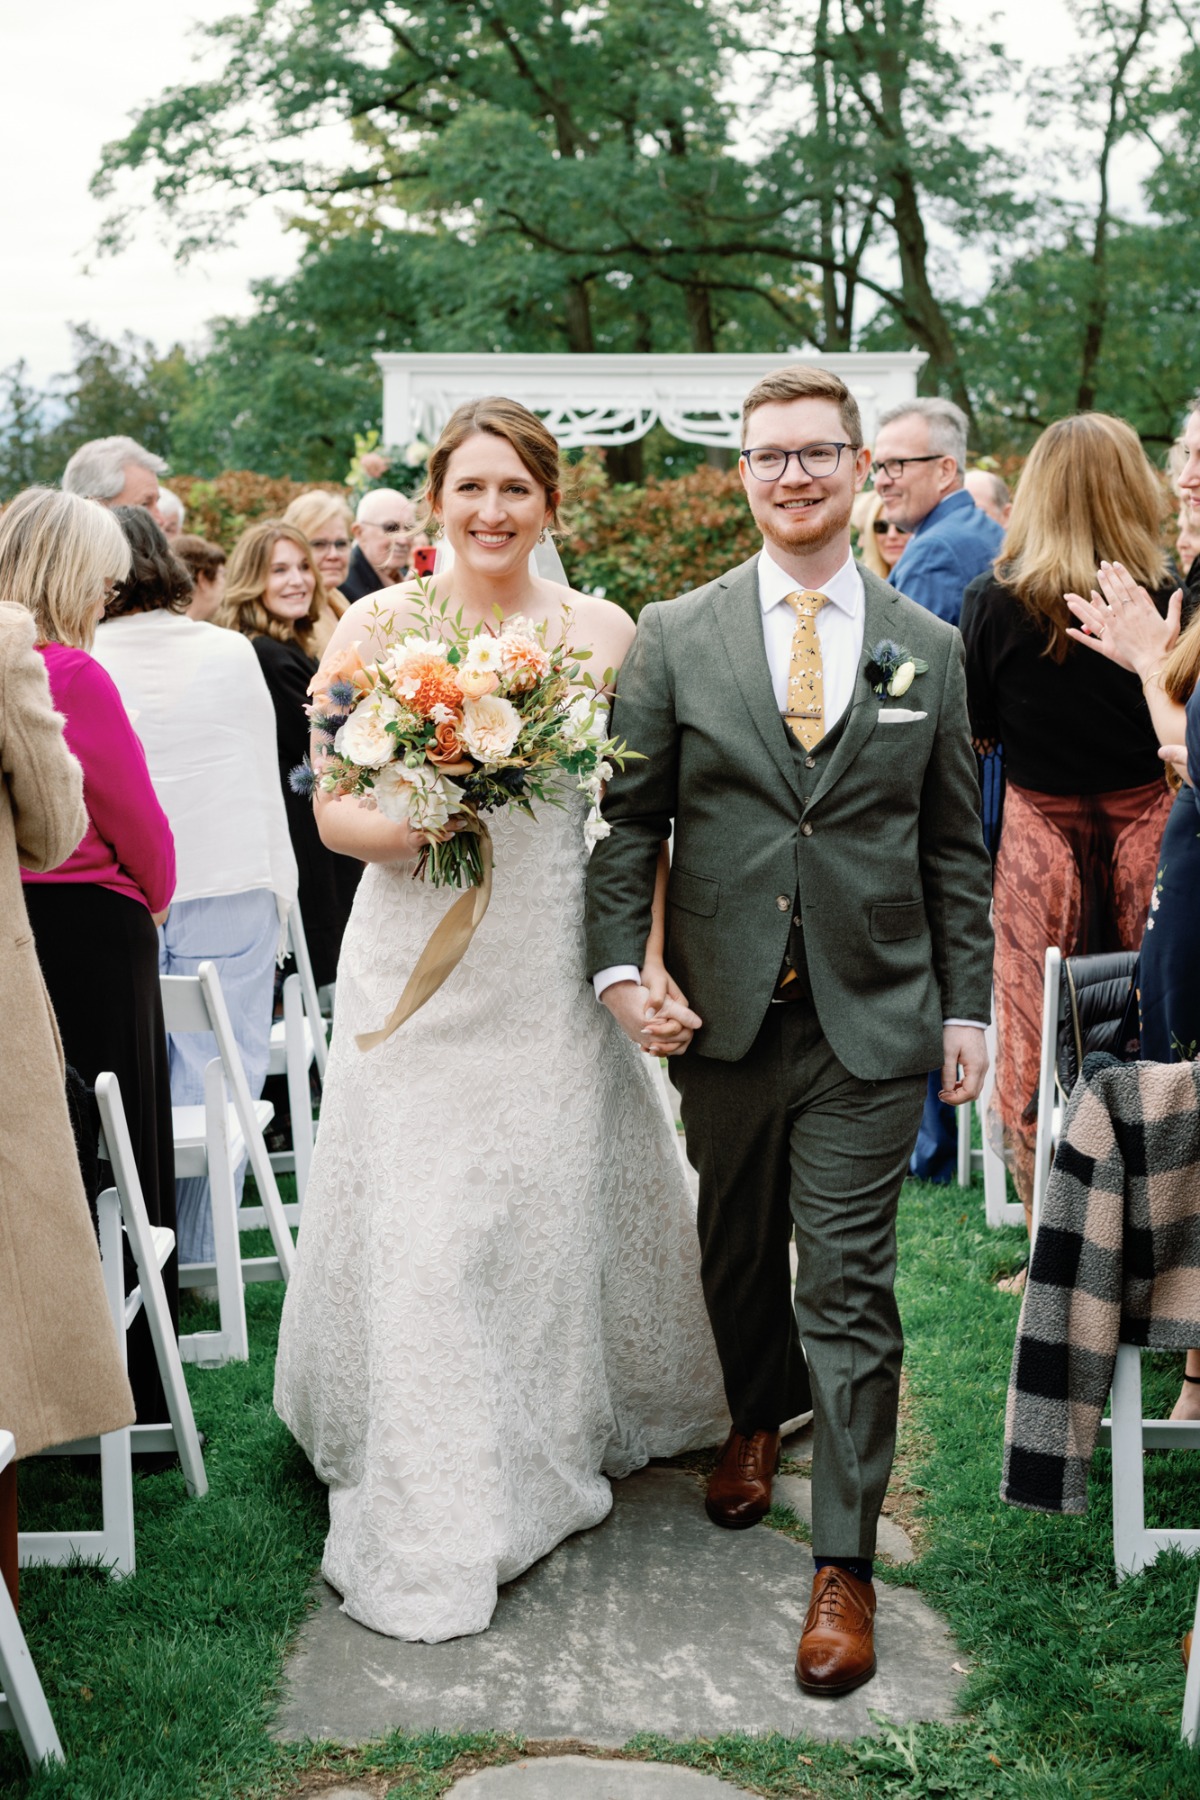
[360,451,391,479]
[459,665,501,700]
[425,718,473,776]
[308,641,365,698]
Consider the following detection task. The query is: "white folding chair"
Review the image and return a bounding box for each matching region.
[19,1075,207,1581]
[0,1434,64,1769]
[1094,1344,1200,1581]
[953,1013,1024,1226]
[262,904,328,1218]
[161,961,295,1368]
[1030,947,1064,1241]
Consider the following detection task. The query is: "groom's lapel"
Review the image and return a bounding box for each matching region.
[805,565,899,814]
[712,557,806,805]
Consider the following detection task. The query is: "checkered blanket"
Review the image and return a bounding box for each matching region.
[1001,1053,1200,1515]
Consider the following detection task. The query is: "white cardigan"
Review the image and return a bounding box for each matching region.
[94,612,298,938]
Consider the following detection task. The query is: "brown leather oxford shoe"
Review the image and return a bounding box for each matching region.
[795,1565,877,1695]
[704,1428,780,1529]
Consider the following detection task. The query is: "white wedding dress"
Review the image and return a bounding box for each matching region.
[274,789,730,1642]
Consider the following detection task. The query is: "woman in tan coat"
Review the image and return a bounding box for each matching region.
[0,599,134,1461]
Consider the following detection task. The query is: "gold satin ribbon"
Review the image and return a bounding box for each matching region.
[355,824,494,1051]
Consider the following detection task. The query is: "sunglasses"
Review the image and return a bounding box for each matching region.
[872,520,910,537]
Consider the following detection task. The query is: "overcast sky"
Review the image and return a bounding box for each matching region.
[1,0,1133,386]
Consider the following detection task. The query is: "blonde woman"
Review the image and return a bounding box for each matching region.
[1066,394,1200,1418]
[960,414,1175,1227]
[218,519,356,986]
[1,490,178,1425]
[282,491,355,656]
[853,489,911,580]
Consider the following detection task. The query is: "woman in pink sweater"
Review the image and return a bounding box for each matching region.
[0,489,177,1429]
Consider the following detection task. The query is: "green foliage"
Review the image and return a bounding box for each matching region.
[561,455,761,616]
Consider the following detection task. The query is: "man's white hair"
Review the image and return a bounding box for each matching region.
[157,486,185,530]
[876,398,969,473]
[62,435,167,501]
[355,486,413,523]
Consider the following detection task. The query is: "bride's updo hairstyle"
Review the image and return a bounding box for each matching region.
[423,397,564,532]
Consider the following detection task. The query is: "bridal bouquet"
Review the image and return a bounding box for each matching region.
[300,587,636,890]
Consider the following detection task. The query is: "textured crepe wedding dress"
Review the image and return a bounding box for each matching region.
[274,790,729,1642]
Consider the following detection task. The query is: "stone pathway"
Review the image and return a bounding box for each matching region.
[275,1466,960,1749]
[450,1757,742,1795]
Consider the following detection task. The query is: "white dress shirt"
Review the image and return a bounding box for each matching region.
[93,612,298,940]
[593,550,987,1031]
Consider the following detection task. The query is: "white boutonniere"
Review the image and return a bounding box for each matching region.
[864,638,929,699]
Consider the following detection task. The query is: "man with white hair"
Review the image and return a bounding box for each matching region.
[156,487,186,538]
[872,398,1002,1185]
[342,487,418,602]
[62,435,168,528]
[964,467,1012,529]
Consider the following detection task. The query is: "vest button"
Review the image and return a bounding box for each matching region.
[805,755,816,769]
[801,822,814,837]
[776,895,790,911]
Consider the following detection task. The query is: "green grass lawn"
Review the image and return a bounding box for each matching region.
[3,1184,1199,1799]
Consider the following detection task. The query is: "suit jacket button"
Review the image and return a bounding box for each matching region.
[776,895,790,911]
[805,755,816,769]
[801,822,814,837]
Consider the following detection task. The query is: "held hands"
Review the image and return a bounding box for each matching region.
[1064,561,1181,679]
[939,1024,988,1107]
[601,963,702,1058]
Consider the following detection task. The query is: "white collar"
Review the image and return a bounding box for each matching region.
[757,546,862,620]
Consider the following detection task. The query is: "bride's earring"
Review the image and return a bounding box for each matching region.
[539,528,549,544]
[432,521,444,540]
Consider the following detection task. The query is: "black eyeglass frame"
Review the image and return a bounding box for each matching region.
[741,442,859,481]
[872,453,945,481]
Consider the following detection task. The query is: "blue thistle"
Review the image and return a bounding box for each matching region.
[326,680,357,710]
[289,757,317,798]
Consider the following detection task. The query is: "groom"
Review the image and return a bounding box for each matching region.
[585,364,993,1695]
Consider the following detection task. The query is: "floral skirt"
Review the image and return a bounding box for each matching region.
[990,778,1172,1208]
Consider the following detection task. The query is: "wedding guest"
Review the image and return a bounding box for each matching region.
[282,491,355,656]
[964,468,1012,528]
[173,535,227,620]
[0,599,135,1469]
[1064,393,1200,1419]
[1177,502,1200,582]
[873,398,1004,1183]
[962,413,1175,1232]
[62,435,168,528]
[95,508,298,1266]
[343,488,418,602]
[853,490,911,580]
[157,487,185,538]
[217,520,358,987]
[2,489,177,1425]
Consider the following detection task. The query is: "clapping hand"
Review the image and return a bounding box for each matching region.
[1064,561,1181,679]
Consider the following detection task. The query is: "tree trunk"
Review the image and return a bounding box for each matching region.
[564,278,595,354]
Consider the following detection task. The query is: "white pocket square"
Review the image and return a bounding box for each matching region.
[877,708,927,723]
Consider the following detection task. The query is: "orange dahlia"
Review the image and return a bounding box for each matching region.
[398,653,464,718]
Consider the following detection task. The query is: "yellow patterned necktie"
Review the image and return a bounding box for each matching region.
[783,590,829,750]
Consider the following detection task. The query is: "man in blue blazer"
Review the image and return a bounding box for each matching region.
[873,398,1002,1182]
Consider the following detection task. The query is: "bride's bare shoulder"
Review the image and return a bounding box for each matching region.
[324,583,428,660]
[560,589,636,652]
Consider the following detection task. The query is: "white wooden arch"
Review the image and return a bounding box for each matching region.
[376,351,927,453]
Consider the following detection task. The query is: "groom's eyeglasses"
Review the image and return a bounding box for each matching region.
[742,442,858,480]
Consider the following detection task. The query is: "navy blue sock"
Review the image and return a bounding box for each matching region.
[813,1555,874,1584]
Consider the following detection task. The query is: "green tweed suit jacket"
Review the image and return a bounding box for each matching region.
[584,554,995,1077]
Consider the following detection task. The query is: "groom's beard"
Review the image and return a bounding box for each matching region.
[757,487,855,559]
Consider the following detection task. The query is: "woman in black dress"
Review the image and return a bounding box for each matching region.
[217,520,359,988]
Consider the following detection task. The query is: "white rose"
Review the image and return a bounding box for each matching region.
[460,693,522,763]
[373,762,462,833]
[888,660,916,697]
[334,694,402,769]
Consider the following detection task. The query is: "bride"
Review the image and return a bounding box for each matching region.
[274,396,730,1642]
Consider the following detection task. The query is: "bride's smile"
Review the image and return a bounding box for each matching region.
[437,435,553,580]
